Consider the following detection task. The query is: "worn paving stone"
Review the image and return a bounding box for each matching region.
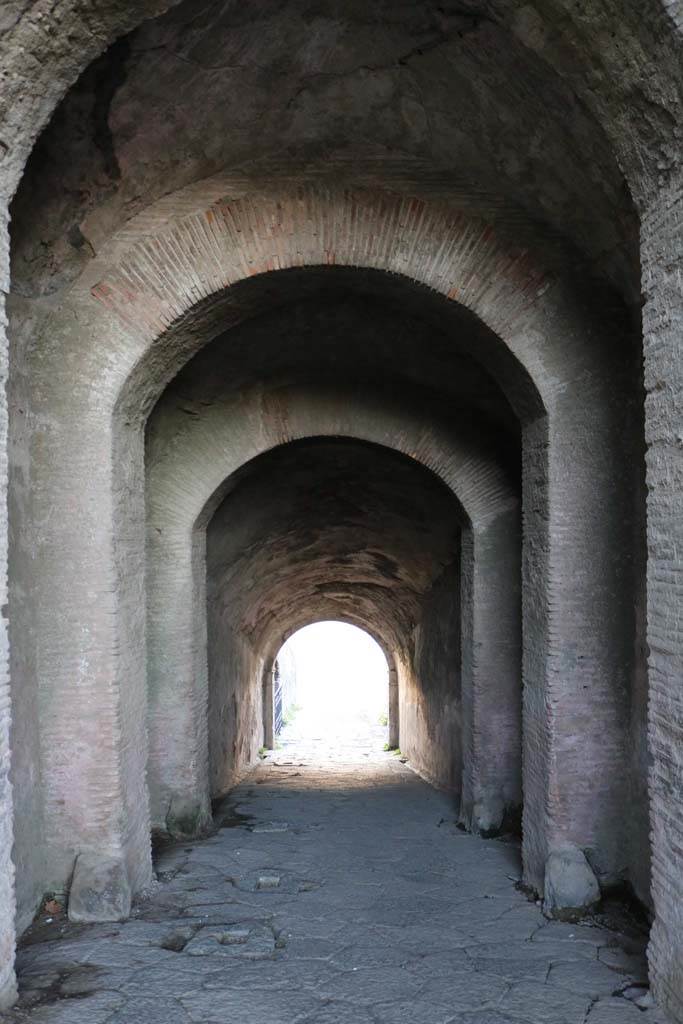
[1,753,661,1023]
[456,1013,521,1024]
[475,938,596,963]
[317,963,423,1004]
[423,967,509,1011]
[179,986,318,1022]
[9,992,125,1024]
[373,998,461,1023]
[330,941,413,970]
[116,966,211,999]
[202,958,337,993]
[105,997,195,1024]
[367,921,472,955]
[297,1001,375,1024]
[548,958,639,997]
[588,998,672,1024]
[504,979,593,1024]
[467,956,549,982]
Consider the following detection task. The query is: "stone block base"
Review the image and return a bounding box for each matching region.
[68,853,131,923]
[166,796,212,839]
[543,843,600,921]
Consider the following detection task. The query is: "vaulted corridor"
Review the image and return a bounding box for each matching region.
[4,754,659,1024]
[1,2,682,1019]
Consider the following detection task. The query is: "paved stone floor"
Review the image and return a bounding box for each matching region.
[3,746,667,1024]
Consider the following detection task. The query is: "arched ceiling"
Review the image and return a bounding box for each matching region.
[152,266,523,474]
[11,0,671,304]
[206,436,463,655]
[2,0,679,214]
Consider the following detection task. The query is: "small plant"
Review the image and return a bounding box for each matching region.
[282,702,302,727]
[383,742,400,752]
[258,746,270,759]
[377,713,388,726]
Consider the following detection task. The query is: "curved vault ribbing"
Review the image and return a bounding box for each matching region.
[9,187,638,912]
[146,379,521,841]
[1,2,680,1009]
[204,437,466,804]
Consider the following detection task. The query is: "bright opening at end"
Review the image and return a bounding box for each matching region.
[273,621,390,760]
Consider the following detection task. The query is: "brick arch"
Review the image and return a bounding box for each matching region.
[259,613,401,752]
[12,185,634,960]
[94,188,632,890]
[97,188,548,423]
[145,382,520,840]
[0,5,678,1012]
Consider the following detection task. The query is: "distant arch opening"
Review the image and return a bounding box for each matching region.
[271,622,392,760]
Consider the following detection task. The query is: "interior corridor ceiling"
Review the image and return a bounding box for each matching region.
[0,0,681,1019]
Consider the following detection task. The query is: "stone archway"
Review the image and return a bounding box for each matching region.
[12,186,633,908]
[260,618,400,755]
[0,5,680,1007]
[145,380,521,842]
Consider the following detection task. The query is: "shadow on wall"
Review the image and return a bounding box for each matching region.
[400,556,462,796]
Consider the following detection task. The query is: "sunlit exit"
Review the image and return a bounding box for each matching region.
[272,621,390,757]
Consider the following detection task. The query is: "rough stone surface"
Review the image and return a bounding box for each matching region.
[145,369,520,829]
[5,186,640,933]
[205,438,463,797]
[544,845,601,920]
[0,750,659,1024]
[641,179,683,1023]
[67,855,132,925]
[0,0,680,1014]
[0,183,647,1013]
[470,788,507,837]
[0,242,16,1013]
[9,0,675,301]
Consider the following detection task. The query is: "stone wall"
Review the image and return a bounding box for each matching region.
[2,186,642,942]
[145,366,520,840]
[642,180,683,1022]
[206,626,263,802]
[400,557,462,796]
[0,225,16,1006]
[203,435,463,797]
[0,1,679,1009]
